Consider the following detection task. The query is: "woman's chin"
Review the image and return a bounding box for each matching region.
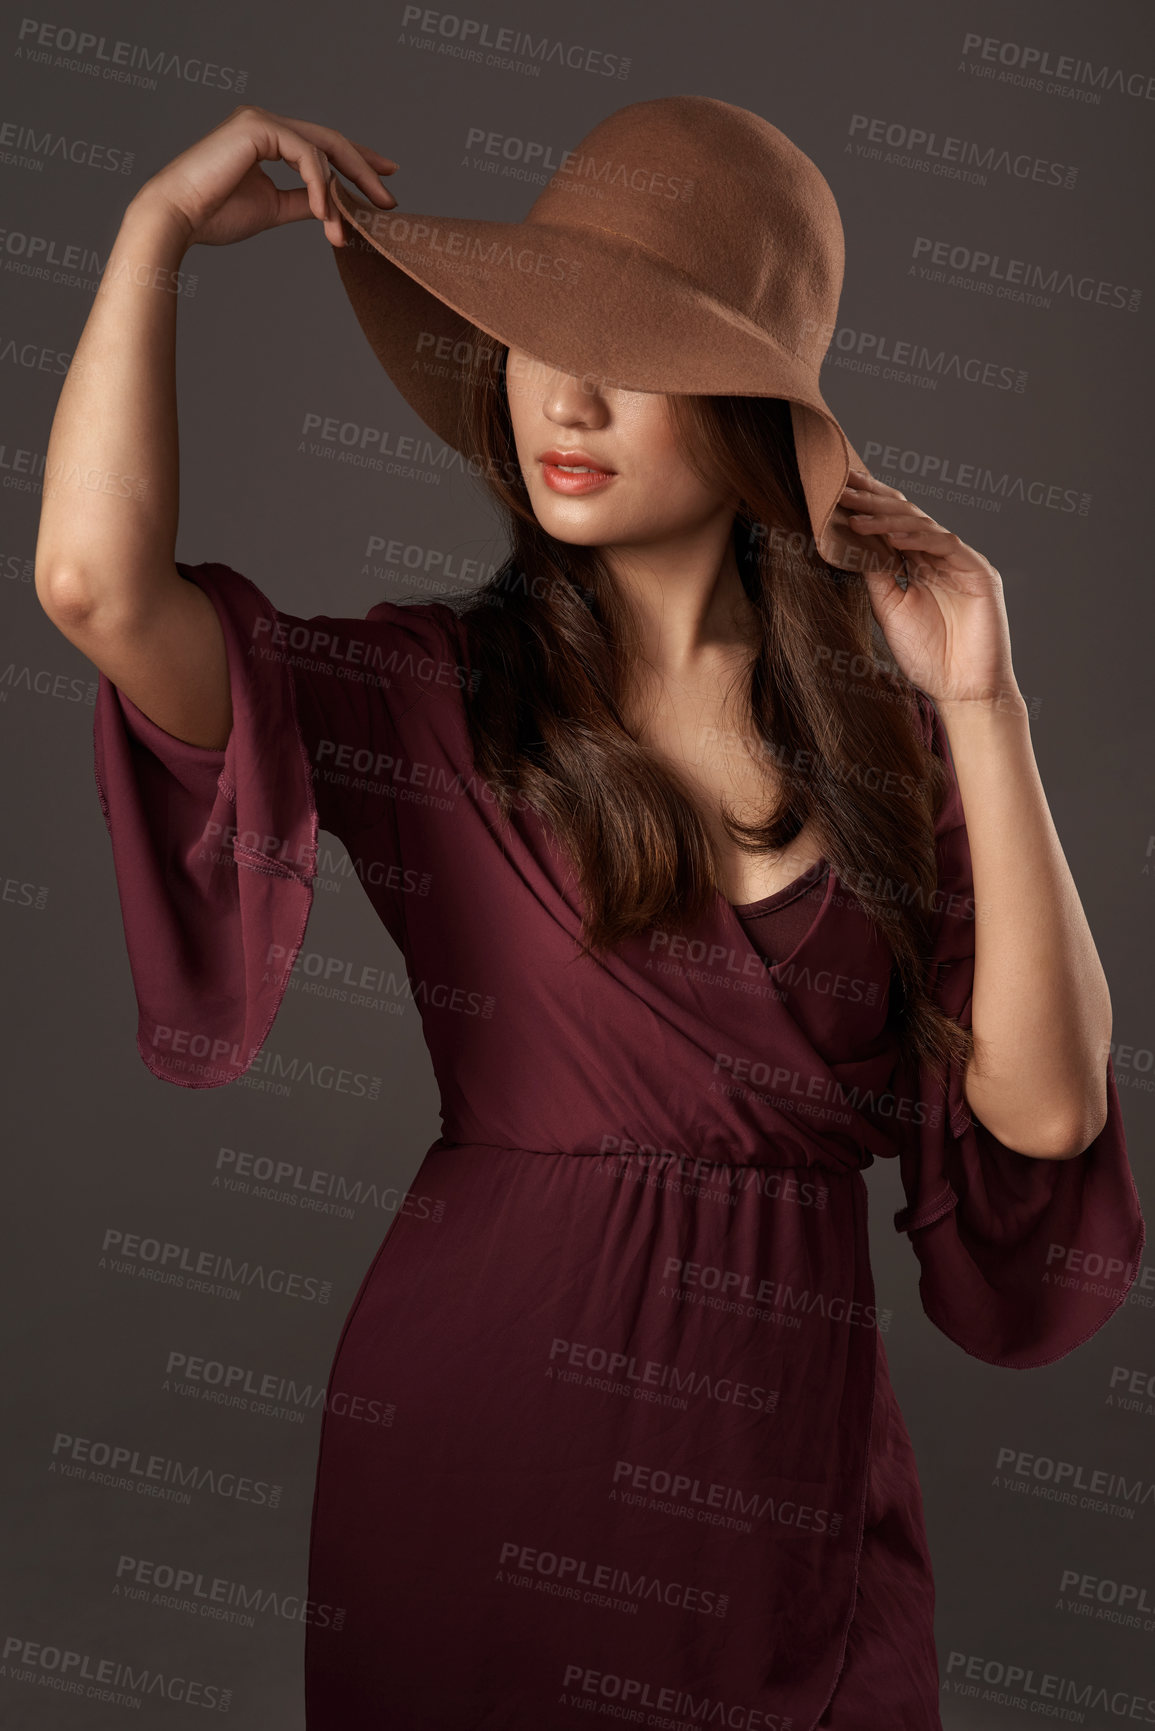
[528,495,624,546]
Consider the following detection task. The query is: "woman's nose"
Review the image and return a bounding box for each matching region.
[543,373,608,425]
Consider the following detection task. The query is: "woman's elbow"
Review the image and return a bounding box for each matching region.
[966,1069,1109,1160]
[1023,1111,1106,1160]
[991,1097,1108,1161]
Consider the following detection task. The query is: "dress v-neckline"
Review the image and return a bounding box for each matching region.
[725,854,830,917]
[718,855,836,978]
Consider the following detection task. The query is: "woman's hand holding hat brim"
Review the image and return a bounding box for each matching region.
[840,469,1019,710]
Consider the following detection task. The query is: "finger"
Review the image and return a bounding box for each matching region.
[270,184,316,227]
[273,179,359,251]
[843,468,906,500]
[349,141,400,172]
[885,526,963,551]
[841,484,911,502]
[269,125,332,230]
[846,511,934,529]
[276,116,399,206]
[312,136,397,206]
[881,529,971,576]
[279,133,346,243]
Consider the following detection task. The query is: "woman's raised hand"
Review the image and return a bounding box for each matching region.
[838,469,1023,712]
[132,102,398,250]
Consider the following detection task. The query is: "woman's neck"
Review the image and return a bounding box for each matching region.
[600,514,757,678]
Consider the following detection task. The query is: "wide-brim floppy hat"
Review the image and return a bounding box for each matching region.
[326,93,888,576]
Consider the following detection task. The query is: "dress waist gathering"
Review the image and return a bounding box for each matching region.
[431,1134,868,1178]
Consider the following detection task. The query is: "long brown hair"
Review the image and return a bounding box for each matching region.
[451,332,972,1076]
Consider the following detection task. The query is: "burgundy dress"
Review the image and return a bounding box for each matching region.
[92,562,1145,1731]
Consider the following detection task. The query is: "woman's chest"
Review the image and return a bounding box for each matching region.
[626,683,825,907]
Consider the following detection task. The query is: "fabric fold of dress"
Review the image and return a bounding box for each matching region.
[90,559,1145,1731]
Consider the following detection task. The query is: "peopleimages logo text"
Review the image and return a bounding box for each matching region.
[959,34,1155,102]
[398,7,630,79]
[15,19,248,91]
[910,236,1139,311]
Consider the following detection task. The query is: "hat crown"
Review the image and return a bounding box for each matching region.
[525,96,844,372]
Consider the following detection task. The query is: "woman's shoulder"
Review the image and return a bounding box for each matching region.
[360,594,476,708]
[362,592,467,648]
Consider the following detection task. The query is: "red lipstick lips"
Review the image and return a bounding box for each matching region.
[538,448,617,496]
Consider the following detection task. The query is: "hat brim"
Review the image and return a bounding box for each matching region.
[327,178,894,576]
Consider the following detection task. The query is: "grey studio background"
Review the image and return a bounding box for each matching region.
[2,1,1153,1726]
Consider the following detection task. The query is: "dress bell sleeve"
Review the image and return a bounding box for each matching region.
[91,559,433,1090]
[890,693,1146,1368]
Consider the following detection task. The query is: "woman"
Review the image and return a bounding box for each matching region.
[35,99,1143,1730]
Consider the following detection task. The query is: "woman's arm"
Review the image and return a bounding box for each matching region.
[935,691,1111,1159]
[841,467,1112,1160]
[34,193,232,748]
[34,103,398,750]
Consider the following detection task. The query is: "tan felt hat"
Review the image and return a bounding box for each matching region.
[327,93,884,575]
